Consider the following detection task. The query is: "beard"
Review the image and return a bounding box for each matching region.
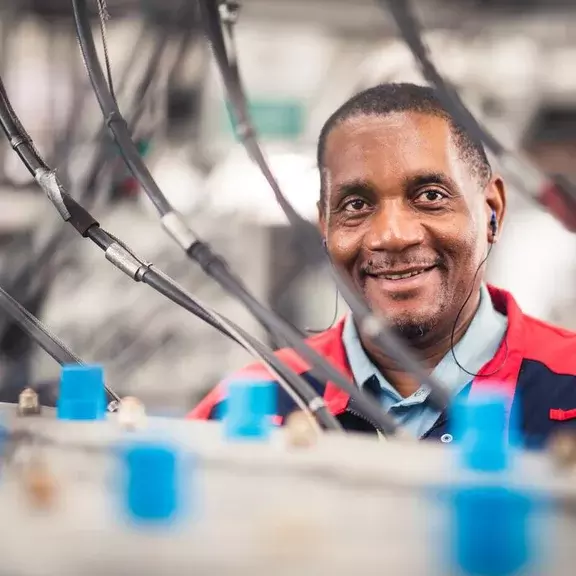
[379,295,450,346]
[390,317,434,342]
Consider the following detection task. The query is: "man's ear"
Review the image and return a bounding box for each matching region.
[485,174,506,242]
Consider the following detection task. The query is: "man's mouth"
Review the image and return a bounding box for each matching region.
[369,265,437,281]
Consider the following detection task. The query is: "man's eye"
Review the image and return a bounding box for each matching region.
[416,189,447,203]
[343,198,369,212]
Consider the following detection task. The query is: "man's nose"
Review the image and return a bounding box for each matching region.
[364,202,425,252]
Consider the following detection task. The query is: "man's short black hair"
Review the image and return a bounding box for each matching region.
[317,82,491,202]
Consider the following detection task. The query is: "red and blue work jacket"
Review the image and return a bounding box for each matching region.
[188,286,576,448]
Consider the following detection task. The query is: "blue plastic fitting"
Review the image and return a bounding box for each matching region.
[121,441,181,523]
[446,391,540,575]
[223,380,275,441]
[450,485,536,576]
[451,391,510,473]
[57,364,106,421]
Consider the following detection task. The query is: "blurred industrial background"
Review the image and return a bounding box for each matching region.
[0,0,574,412]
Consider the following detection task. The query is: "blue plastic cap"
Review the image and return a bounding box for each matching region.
[223,380,276,441]
[121,441,181,523]
[57,364,106,421]
[450,486,535,576]
[451,391,510,472]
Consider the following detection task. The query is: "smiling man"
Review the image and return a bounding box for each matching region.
[190,83,576,447]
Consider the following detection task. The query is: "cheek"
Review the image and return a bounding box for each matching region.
[436,212,480,256]
[446,227,486,284]
[327,228,363,268]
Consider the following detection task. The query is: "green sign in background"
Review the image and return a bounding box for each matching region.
[223,99,305,140]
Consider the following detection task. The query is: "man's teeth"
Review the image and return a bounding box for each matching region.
[381,269,428,280]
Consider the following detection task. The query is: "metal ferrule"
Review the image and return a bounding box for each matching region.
[34,168,70,221]
[105,242,144,280]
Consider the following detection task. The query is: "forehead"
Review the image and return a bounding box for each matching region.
[323,112,467,193]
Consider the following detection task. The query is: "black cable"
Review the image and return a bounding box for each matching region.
[450,243,508,378]
[0,235,333,425]
[0,70,341,432]
[52,24,150,179]
[380,0,576,228]
[0,23,170,343]
[73,1,172,216]
[77,23,170,198]
[0,283,120,405]
[95,0,118,105]
[21,21,177,329]
[197,0,451,411]
[140,267,340,430]
[72,0,400,436]
[90,231,341,431]
[0,73,47,175]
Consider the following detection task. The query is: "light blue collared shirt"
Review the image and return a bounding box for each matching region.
[342,284,508,438]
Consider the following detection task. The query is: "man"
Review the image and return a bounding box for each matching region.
[189,83,576,447]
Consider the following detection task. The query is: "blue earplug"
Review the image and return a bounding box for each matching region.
[490,209,498,237]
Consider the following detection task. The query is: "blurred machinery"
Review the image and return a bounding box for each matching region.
[0,365,574,575]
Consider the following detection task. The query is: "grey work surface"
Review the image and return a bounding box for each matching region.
[0,403,574,576]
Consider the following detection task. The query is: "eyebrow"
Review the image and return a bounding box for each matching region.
[404,171,459,191]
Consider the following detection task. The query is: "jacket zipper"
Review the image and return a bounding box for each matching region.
[346,403,448,441]
[345,403,387,436]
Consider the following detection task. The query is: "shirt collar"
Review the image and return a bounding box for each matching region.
[342,284,508,403]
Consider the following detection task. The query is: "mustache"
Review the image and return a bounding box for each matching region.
[360,255,443,275]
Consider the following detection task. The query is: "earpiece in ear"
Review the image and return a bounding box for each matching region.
[322,238,327,250]
[490,209,498,240]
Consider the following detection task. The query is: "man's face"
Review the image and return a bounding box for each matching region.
[319,111,504,344]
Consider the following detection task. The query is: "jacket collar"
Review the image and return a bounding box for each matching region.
[318,285,525,416]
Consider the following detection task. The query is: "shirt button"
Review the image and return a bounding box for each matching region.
[440,434,453,444]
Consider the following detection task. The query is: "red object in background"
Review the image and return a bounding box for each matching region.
[539,179,576,233]
[110,140,151,200]
[117,176,140,197]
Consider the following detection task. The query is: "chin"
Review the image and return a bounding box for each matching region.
[360,279,449,339]
[391,319,436,342]
[373,301,443,343]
